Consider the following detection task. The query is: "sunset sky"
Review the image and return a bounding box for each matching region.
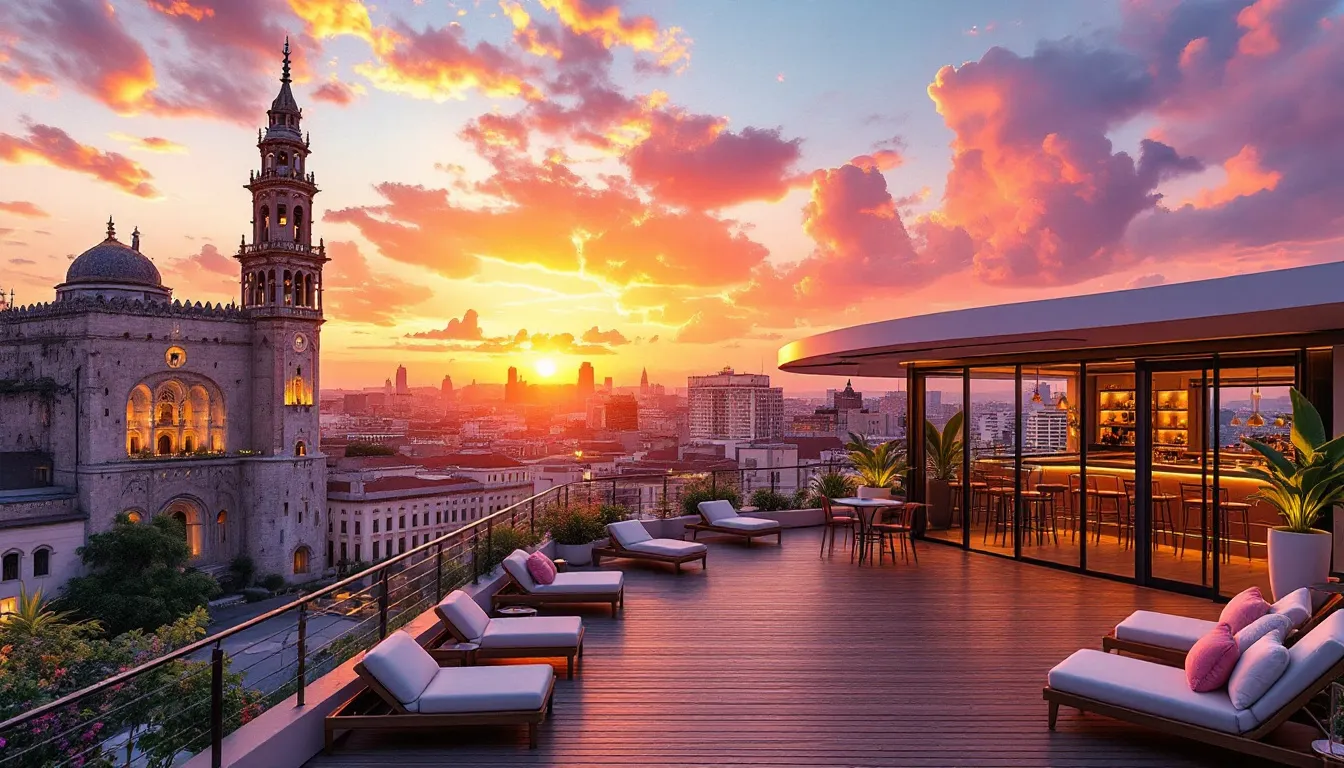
[2,0,1342,394]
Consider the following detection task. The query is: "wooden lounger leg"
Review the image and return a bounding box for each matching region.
[675,560,682,574]
[324,726,335,754]
[566,654,574,679]
[1048,701,1059,730]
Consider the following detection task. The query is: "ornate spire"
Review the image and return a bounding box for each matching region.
[281,37,292,84]
[106,216,116,240]
[131,226,141,252]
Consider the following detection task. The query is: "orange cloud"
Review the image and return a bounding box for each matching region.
[409,309,486,341]
[145,0,217,22]
[0,123,158,198]
[170,243,234,275]
[537,0,690,70]
[288,0,377,43]
[322,240,434,325]
[0,201,49,218]
[1193,145,1281,208]
[1236,0,1285,57]
[581,326,629,345]
[111,133,188,153]
[354,22,541,102]
[311,77,362,105]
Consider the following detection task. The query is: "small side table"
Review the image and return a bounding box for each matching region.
[553,559,569,573]
[429,642,479,666]
[496,606,538,618]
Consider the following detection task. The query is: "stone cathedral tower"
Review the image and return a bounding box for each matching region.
[236,39,328,574]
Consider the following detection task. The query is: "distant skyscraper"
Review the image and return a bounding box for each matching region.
[441,374,453,398]
[603,376,613,393]
[577,361,595,401]
[384,377,392,397]
[688,367,784,440]
[505,366,523,403]
[395,364,408,395]
[640,367,649,395]
[833,380,862,412]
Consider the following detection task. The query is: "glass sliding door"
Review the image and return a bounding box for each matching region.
[967,367,1016,556]
[922,371,966,546]
[1084,363,1136,579]
[1145,360,1214,593]
[1019,364,1081,568]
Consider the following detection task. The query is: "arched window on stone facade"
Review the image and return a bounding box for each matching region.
[1,552,19,582]
[283,270,293,306]
[293,271,304,306]
[125,510,143,523]
[216,511,227,543]
[260,205,270,242]
[268,269,277,303]
[294,206,304,242]
[157,434,173,455]
[33,547,50,578]
[295,441,307,456]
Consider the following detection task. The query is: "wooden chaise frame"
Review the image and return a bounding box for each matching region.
[1043,654,1344,768]
[324,653,556,752]
[492,571,623,616]
[592,533,708,573]
[1101,593,1344,667]
[430,604,586,679]
[685,511,783,547]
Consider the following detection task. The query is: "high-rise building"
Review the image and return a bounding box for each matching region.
[833,380,863,412]
[640,367,649,395]
[1024,409,1069,454]
[687,367,784,440]
[384,377,392,397]
[441,374,453,398]
[605,394,639,431]
[504,366,525,404]
[577,361,595,401]
[603,376,613,393]
[395,364,408,395]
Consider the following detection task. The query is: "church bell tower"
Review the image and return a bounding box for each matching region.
[237,39,327,575]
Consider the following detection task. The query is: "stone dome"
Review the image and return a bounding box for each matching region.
[65,233,162,288]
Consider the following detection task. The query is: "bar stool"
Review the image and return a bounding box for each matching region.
[1120,478,1179,552]
[1020,465,1055,545]
[1035,477,1069,543]
[983,470,1014,545]
[1090,475,1129,548]
[1179,484,1253,562]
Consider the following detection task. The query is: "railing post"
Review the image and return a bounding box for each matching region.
[435,542,443,600]
[472,531,480,585]
[771,470,776,495]
[296,602,307,706]
[210,645,224,768]
[378,568,389,639]
[662,476,669,518]
[610,478,617,506]
[564,485,569,511]
[530,498,536,535]
[711,471,717,495]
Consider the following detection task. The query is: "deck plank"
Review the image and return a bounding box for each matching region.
[308,528,1271,767]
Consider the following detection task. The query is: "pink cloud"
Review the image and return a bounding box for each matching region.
[0,201,48,218]
[409,309,486,340]
[0,123,158,198]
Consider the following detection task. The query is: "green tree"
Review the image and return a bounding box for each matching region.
[343,441,395,457]
[59,514,219,636]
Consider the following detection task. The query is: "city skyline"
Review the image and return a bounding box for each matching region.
[4,1,1341,391]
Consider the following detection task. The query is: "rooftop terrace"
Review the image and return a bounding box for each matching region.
[308,528,1250,767]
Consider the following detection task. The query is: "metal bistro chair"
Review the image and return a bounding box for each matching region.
[872,503,921,565]
[819,496,857,557]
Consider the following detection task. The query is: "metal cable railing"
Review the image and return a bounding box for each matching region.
[0,463,844,766]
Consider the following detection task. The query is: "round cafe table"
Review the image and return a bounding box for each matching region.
[831,497,905,565]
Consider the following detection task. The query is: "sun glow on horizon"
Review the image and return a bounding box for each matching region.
[534,357,558,378]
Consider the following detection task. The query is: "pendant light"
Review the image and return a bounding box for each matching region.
[1230,414,1243,427]
[1030,368,1043,404]
[1246,368,1265,427]
[1056,394,1070,411]
[1273,415,1287,427]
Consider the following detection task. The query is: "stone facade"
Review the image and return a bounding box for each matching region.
[0,43,329,605]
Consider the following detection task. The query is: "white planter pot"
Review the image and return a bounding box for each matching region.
[554,541,594,566]
[857,486,892,500]
[1267,527,1332,601]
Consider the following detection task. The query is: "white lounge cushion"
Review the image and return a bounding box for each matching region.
[1228,631,1290,710]
[1113,610,1213,652]
[608,520,653,548]
[1235,613,1294,654]
[714,516,780,532]
[437,590,491,642]
[530,570,624,595]
[417,665,553,714]
[360,631,440,711]
[698,500,738,523]
[1269,587,1312,629]
[480,616,582,649]
[626,539,707,557]
[1250,610,1344,722]
[503,550,537,592]
[1048,649,1259,733]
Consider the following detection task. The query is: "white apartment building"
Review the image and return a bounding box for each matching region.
[1024,409,1070,454]
[737,443,800,496]
[688,367,783,440]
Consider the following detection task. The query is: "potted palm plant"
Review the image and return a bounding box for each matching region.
[845,432,906,499]
[1243,389,1344,600]
[924,412,964,530]
[809,470,857,506]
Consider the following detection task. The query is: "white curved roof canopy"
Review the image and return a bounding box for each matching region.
[778,261,1344,377]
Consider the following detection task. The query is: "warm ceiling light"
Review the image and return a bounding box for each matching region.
[1247,412,1265,427]
[1057,395,1070,411]
[1031,390,1043,404]
[1273,416,1287,427]
[1230,415,1243,426]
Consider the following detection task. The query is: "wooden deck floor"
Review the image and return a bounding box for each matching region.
[309,528,1272,767]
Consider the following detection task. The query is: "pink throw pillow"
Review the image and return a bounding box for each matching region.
[1219,586,1271,634]
[1185,622,1240,692]
[526,551,557,585]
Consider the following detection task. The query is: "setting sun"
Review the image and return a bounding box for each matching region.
[534,358,558,378]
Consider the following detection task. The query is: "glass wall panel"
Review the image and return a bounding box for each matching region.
[968,367,1015,556]
[1085,363,1136,579]
[1149,364,1212,590]
[923,372,966,546]
[1020,364,1081,567]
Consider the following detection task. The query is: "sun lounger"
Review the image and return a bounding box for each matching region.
[593,519,708,573]
[493,549,624,615]
[325,630,556,751]
[1101,589,1337,666]
[1045,610,1344,767]
[687,500,783,546]
[433,590,585,678]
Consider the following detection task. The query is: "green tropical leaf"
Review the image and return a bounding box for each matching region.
[1290,388,1328,460]
[1241,438,1295,478]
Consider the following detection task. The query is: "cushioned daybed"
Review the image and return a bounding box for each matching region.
[1101,589,1336,666]
[433,590,585,678]
[593,519,708,573]
[1045,610,1344,767]
[687,500,783,546]
[325,631,556,751]
[493,549,625,615]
